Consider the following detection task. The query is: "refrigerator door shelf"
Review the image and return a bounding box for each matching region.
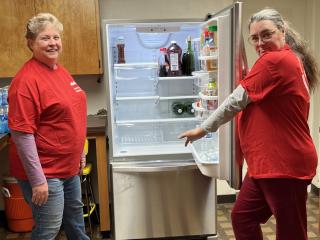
[189,133,221,178]
[192,102,214,121]
[198,53,218,60]
[192,71,218,89]
[199,92,218,100]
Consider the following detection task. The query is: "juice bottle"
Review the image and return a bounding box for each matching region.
[167,41,182,76]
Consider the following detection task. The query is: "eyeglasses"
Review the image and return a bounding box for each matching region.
[248,30,277,45]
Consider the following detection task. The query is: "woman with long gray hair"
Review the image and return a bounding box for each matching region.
[179,8,318,239]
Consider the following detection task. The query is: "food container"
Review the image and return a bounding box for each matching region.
[192,102,214,120]
[2,177,34,232]
[192,70,218,88]
[199,92,218,110]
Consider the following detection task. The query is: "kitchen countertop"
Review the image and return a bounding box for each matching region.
[87,114,107,136]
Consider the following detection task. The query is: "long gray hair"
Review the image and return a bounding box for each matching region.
[249,8,319,92]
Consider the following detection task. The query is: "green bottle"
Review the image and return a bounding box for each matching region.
[172,102,185,115]
[182,36,195,76]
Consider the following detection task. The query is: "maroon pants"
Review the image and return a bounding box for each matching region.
[231,175,310,240]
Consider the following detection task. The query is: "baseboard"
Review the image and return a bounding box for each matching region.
[217,194,236,204]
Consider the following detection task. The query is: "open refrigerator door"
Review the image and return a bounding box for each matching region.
[189,2,247,190]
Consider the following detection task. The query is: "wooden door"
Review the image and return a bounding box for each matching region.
[34,0,102,75]
[0,0,34,78]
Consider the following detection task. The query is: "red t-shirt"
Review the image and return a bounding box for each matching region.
[239,45,317,180]
[8,58,87,179]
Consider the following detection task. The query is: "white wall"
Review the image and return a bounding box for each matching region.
[306,0,320,187]
[99,0,232,20]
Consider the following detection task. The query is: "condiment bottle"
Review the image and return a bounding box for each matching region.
[117,36,126,64]
[158,48,168,77]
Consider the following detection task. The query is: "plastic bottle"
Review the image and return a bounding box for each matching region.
[4,105,8,133]
[0,107,5,134]
[182,36,195,76]
[0,88,3,106]
[193,38,201,71]
[158,48,168,77]
[202,30,215,71]
[116,36,126,64]
[172,102,184,115]
[167,41,182,76]
[208,25,218,52]
[2,86,8,105]
[206,81,217,96]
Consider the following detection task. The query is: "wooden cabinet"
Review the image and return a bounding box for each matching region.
[0,1,34,77]
[0,0,101,78]
[35,0,102,75]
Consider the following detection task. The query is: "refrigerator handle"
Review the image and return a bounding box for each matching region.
[230,1,248,190]
[112,163,197,173]
[240,36,248,80]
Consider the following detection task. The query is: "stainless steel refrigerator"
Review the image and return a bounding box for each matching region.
[102,2,247,239]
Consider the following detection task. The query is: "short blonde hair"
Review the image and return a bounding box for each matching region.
[25,13,63,40]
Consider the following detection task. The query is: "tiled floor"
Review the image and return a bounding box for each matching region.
[0,192,319,239]
[217,191,320,240]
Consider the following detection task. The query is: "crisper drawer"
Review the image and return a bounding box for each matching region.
[113,121,198,157]
[111,161,216,240]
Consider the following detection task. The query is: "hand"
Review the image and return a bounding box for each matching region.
[178,127,207,147]
[32,182,48,206]
[79,156,86,174]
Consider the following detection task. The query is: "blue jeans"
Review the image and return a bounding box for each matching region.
[18,176,90,240]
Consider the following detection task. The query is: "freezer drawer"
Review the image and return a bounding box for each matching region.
[111,161,216,239]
